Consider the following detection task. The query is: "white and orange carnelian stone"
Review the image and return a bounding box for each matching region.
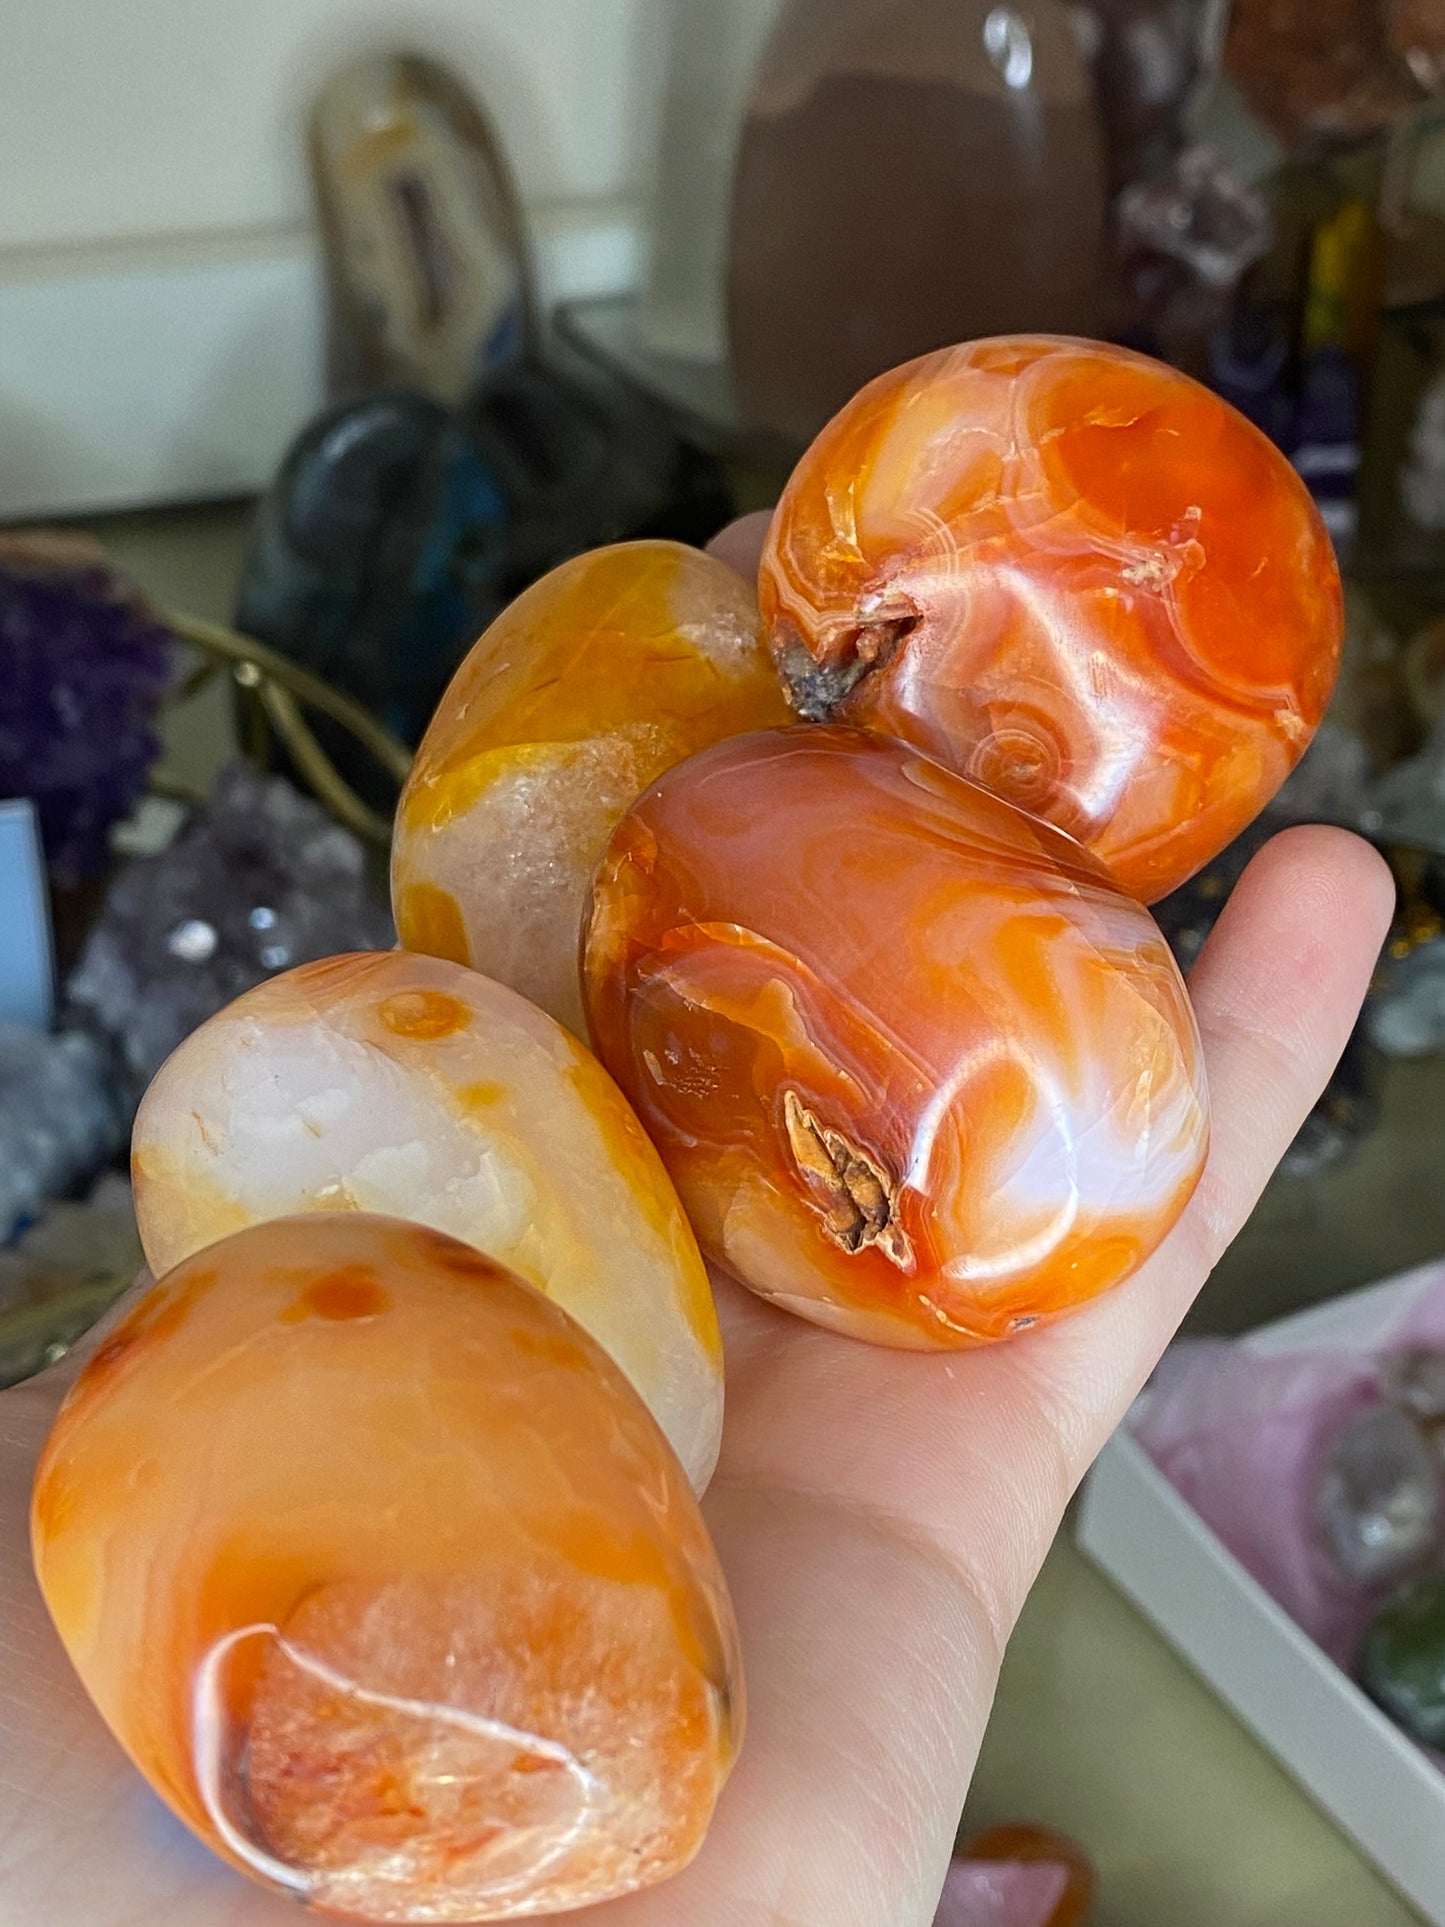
[132,950,722,1490]
[32,1215,743,1922]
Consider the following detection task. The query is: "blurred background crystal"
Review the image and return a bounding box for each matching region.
[1382,1346,1445,1429]
[1115,143,1274,371]
[236,47,733,801]
[1366,713,1445,852]
[1222,0,1444,150]
[727,0,1110,444]
[64,763,393,1103]
[0,534,171,889]
[1369,934,1445,1055]
[308,51,535,407]
[1317,1402,1444,1586]
[0,1025,124,1245]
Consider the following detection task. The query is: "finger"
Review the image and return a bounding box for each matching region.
[714,826,1397,1620]
[585,837,1396,1927]
[939,825,1397,1567]
[1177,822,1395,1272]
[1012,824,1398,1453]
[619,828,1397,1927]
[706,511,772,583]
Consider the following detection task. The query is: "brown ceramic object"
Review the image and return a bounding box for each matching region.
[727,0,1108,444]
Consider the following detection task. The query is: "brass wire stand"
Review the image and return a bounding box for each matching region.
[164,613,415,845]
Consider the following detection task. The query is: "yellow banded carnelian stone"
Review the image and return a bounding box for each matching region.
[31,1215,742,1923]
[392,539,792,1034]
[131,951,723,1491]
[760,335,1342,903]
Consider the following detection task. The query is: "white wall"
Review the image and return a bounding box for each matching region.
[0,0,671,515]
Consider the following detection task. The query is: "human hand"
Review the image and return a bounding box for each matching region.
[0,515,1394,1926]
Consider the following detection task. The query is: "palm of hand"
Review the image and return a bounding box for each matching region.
[0,823,1391,1927]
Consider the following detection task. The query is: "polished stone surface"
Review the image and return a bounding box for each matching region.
[32,1215,741,1921]
[67,495,1445,1927]
[760,335,1342,902]
[393,539,790,1035]
[132,950,722,1489]
[586,726,1207,1346]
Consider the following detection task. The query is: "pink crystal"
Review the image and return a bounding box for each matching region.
[1136,1269,1445,1668]
[1136,1339,1385,1665]
[934,1857,1071,1927]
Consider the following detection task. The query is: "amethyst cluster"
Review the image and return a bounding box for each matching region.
[0,535,172,886]
[65,763,395,1100]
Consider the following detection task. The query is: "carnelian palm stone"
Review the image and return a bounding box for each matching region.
[760,335,1343,903]
[31,1216,742,1923]
[392,538,792,1033]
[132,950,723,1491]
[584,727,1209,1347]
[29,332,1322,1921]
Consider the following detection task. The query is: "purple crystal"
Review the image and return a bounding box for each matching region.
[64,763,394,1100]
[0,536,172,886]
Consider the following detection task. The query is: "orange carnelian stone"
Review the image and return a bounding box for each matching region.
[760,336,1342,903]
[584,727,1208,1347]
[32,1216,742,1922]
[392,539,792,1033]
